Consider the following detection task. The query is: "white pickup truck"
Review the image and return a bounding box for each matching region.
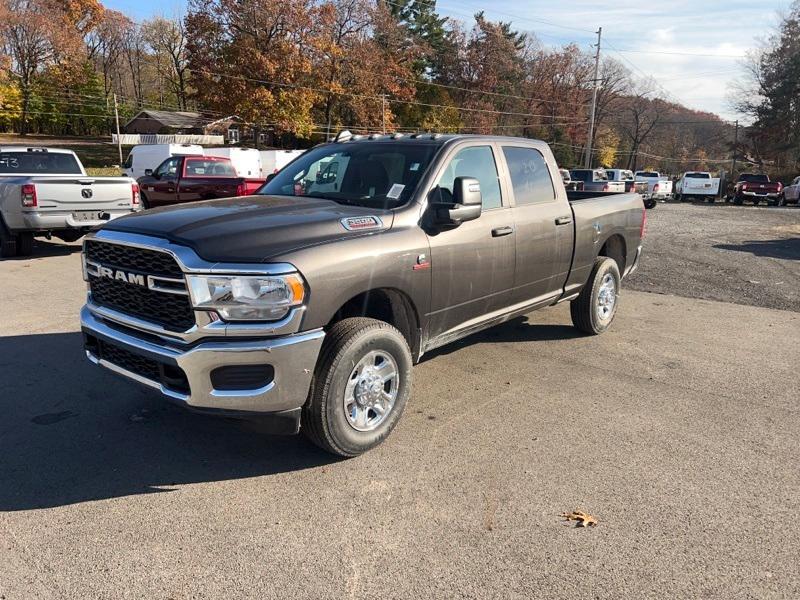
[635,171,673,202]
[675,171,720,202]
[0,147,141,257]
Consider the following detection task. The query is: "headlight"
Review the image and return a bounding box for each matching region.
[186,273,305,321]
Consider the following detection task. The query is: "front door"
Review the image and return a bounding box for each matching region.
[425,144,516,341]
[500,144,575,303]
[145,156,181,207]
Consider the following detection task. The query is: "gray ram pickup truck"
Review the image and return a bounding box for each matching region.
[80,133,645,456]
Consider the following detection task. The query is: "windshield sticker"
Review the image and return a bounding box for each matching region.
[387,183,405,199]
[341,216,384,231]
[409,163,420,171]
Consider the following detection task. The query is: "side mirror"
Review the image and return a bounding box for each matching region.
[433,176,482,227]
[144,169,154,177]
[265,172,276,183]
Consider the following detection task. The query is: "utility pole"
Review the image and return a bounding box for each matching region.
[381,94,387,135]
[584,27,602,169]
[113,93,123,165]
[731,119,739,177]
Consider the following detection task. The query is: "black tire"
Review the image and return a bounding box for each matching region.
[16,232,33,256]
[644,198,656,209]
[733,195,744,205]
[776,194,785,207]
[0,227,16,258]
[140,192,151,210]
[570,257,621,335]
[302,317,413,457]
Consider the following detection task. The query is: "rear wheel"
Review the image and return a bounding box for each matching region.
[0,232,16,258]
[571,257,621,335]
[16,232,33,256]
[303,317,412,457]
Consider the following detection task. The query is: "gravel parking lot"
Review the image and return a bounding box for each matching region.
[1,205,799,599]
[628,202,800,312]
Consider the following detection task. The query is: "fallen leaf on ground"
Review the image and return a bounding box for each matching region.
[560,510,598,527]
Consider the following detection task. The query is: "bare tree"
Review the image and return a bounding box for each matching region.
[619,79,665,171]
[142,17,191,110]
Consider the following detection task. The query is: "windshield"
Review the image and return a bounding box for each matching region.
[686,172,711,179]
[0,151,82,175]
[257,142,438,208]
[570,170,592,182]
[739,173,769,182]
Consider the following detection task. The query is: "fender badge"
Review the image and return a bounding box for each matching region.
[341,215,383,231]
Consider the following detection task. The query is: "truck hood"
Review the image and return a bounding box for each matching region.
[100,195,394,263]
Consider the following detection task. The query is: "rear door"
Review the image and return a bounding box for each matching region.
[500,144,574,303]
[425,143,516,340]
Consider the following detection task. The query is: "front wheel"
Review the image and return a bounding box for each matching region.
[571,257,621,335]
[303,318,413,457]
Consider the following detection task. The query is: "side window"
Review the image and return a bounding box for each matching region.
[156,157,180,178]
[436,145,503,209]
[501,146,555,206]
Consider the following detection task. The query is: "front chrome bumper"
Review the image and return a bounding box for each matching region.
[81,305,324,415]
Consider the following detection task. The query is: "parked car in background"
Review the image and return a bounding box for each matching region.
[559,168,583,191]
[137,155,265,208]
[122,144,203,179]
[731,173,782,206]
[203,147,262,177]
[259,149,306,177]
[635,171,673,204]
[675,172,721,202]
[779,175,800,206]
[81,133,646,456]
[569,169,625,193]
[607,169,652,207]
[0,147,140,258]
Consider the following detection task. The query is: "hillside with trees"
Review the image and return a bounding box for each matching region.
[0,0,733,173]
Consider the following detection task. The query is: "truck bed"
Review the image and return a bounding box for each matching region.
[563,190,645,294]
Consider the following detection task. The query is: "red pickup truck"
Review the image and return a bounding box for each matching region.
[137,155,265,208]
[732,173,783,206]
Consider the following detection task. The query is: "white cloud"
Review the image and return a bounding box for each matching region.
[439,0,787,119]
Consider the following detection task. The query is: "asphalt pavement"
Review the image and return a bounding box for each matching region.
[1,207,799,599]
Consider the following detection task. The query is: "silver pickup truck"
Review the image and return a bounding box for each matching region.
[0,147,141,257]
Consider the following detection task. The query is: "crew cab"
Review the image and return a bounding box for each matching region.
[731,173,782,206]
[675,171,720,202]
[0,147,140,258]
[569,168,625,193]
[137,155,265,209]
[80,133,645,457]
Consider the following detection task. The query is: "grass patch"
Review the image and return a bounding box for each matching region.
[85,167,124,176]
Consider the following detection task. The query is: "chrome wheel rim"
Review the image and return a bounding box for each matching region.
[596,273,617,321]
[343,350,399,432]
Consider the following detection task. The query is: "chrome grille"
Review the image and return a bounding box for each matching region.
[86,241,195,332]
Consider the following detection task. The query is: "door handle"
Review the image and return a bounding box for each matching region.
[491,226,514,237]
[555,216,573,226]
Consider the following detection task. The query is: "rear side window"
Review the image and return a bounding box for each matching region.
[502,146,555,205]
[0,151,82,174]
[436,146,503,209]
[185,158,237,177]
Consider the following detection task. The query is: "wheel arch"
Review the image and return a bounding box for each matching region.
[326,287,422,361]
[598,233,627,274]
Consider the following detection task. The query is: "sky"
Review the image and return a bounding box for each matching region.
[103,0,789,121]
